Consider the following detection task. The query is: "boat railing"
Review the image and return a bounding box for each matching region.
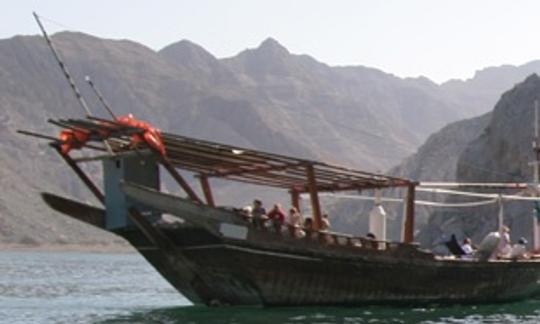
[260,223,406,251]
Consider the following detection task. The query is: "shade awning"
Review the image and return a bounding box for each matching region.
[35,117,414,192]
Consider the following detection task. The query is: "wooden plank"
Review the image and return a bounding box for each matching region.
[73,149,152,163]
[41,192,105,228]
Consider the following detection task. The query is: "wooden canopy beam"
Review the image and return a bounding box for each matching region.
[198,174,215,207]
[54,145,105,205]
[208,163,301,178]
[159,157,203,204]
[403,182,417,243]
[306,164,323,230]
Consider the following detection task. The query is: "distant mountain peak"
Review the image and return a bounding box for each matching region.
[159,39,217,64]
[524,72,540,82]
[255,37,289,56]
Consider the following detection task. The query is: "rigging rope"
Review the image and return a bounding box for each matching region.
[316,192,498,208]
[417,187,540,201]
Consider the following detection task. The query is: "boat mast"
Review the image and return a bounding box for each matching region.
[85,76,117,120]
[32,12,93,117]
[533,100,540,250]
[33,12,117,154]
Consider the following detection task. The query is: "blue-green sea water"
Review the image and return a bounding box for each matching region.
[2,251,540,324]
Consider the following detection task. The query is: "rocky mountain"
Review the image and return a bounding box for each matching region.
[392,74,540,249]
[2,31,540,245]
[328,74,540,244]
[321,112,491,239]
[441,61,540,116]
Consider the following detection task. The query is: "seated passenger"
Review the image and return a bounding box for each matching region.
[303,217,314,239]
[320,213,331,231]
[461,238,474,255]
[510,237,528,260]
[287,207,305,238]
[365,232,378,249]
[251,199,267,229]
[267,203,286,233]
[303,217,314,231]
[239,205,253,223]
[366,232,376,240]
[476,231,501,261]
[498,226,512,258]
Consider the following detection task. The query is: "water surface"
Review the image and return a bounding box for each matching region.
[2,251,540,323]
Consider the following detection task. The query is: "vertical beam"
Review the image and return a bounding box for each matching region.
[54,146,105,205]
[199,174,215,207]
[306,164,322,230]
[533,100,540,251]
[159,157,203,204]
[290,189,300,212]
[403,182,416,243]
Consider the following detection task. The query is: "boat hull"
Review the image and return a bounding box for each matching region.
[112,183,540,306]
[117,225,540,306]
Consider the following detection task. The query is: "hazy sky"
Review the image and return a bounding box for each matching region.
[4,0,540,83]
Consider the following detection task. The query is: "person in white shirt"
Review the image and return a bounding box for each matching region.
[287,207,305,238]
[320,213,331,231]
[510,237,528,260]
[461,237,474,255]
[498,226,512,258]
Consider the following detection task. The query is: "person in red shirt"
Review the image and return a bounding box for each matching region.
[267,203,286,233]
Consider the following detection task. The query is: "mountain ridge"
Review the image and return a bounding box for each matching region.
[3,32,540,245]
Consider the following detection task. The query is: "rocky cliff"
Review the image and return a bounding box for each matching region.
[327,75,540,244]
[411,75,540,248]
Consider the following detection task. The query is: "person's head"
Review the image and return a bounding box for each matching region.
[273,203,281,210]
[253,199,262,207]
[502,225,510,233]
[463,238,471,245]
[289,207,298,215]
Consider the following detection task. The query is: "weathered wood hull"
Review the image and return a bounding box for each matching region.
[118,225,540,306]
[115,184,540,306]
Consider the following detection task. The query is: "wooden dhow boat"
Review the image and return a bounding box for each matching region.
[20,116,540,306]
[20,12,540,306]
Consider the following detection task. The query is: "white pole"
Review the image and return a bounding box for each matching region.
[532,100,540,250]
[534,100,540,251]
[497,195,504,231]
[369,189,386,243]
[534,100,539,183]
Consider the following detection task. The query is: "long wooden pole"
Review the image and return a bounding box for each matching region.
[403,182,416,243]
[85,76,117,120]
[33,12,116,154]
[33,12,93,117]
[159,157,203,204]
[199,174,215,207]
[54,146,105,205]
[306,164,322,230]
